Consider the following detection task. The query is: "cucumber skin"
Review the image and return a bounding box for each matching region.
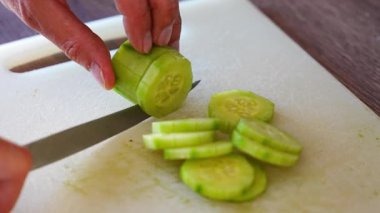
[232,131,299,167]
[112,40,175,103]
[136,53,193,118]
[231,163,267,202]
[180,154,255,201]
[152,118,221,133]
[208,90,275,133]
[163,142,233,160]
[236,119,303,155]
[143,131,215,150]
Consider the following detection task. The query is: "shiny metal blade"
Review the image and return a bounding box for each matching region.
[26,105,149,170]
[26,80,200,170]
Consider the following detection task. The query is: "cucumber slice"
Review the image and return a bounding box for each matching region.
[236,119,302,154]
[164,141,233,160]
[180,154,255,201]
[136,52,193,117]
[152,118,220,133]
[112,40,175,103]
[143,131,215,150]
[232,131,299,167]
[231,163,267,202]
[208,90,274,133]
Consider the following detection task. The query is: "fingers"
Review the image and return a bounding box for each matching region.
[5,0,115,89]
[149,0,180,49]
[115,0,181,52]
[0,138,32,213]
[168,16,181,50]
[115,0,152,54]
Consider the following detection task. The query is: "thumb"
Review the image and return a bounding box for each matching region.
[0,138,32,213]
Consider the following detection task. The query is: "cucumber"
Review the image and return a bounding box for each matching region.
[152,118,220,133]
[164,141,233,160]
[208,90,274,133]
[143,131,215,150]
[236,119,302,154]
[232,131,299,167]
[231,163,267,202]
[136,52,193,117]
[112,40,175,103]
[180,154,255,201]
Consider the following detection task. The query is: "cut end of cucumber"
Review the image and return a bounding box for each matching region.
[137,53,193,118]
[231,163,267,202]
[112,41,175,103]
[180,154,255,201]
[112,40,192,117]
[208,90,274,133]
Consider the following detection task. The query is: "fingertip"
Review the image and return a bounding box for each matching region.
[19,147,32,173]
[104,69,116,90]
[155,24,173,46]
[142,32,153,54]
[90,62,115,90]
[170,40,180,51]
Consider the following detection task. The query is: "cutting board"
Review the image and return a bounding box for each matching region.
[1,0,379,212]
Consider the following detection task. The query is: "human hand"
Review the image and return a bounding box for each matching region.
[0,0,181,90]
[0,138,32,213]
[114,0,181,52]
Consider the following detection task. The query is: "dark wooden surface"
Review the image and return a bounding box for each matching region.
[0,0,379,116]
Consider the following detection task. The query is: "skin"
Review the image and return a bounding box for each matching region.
[0,0,181,89]
[0,0,181,212]
[0,139,32,213]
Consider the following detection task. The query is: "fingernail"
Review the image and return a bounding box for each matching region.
[90,63,105,88]
[170,40,180,51]
[158,25,173,46]
[143,32,152,53]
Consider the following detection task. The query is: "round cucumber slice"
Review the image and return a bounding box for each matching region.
[136,52,193,117]
[112,40,175,103]
[164,141,233,160]
[236,119,302,154]
[180,154,255,201]
[231,163,267,202]
[232,131,299,167]
[143,131,215,150]
[152,118,220,133]
[208,90,274,133]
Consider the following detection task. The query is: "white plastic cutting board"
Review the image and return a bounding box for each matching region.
[1,0,380,212]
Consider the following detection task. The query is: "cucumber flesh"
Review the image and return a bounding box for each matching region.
[231,163,267,202]
[136,52,193,117]
[164,141,233,160]
[143,131,215,150]
[180,154,255,201]
[112,40,175,103]
[208,90,274,133]
[236,119,302,154]
[232,131,299,167]
[152,118,220,133]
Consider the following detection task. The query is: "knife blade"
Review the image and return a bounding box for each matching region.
[26,80,200,170]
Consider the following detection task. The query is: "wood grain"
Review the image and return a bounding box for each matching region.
[250,0,380,116]
[0,0,379,116]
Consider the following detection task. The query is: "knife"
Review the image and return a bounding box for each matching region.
[25,80,200,170]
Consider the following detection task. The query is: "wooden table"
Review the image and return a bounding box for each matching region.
[1,0,379,116]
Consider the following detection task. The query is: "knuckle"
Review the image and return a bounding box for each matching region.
[152,0,179,15]
[17,1,40,28]
[61,40,85,67]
